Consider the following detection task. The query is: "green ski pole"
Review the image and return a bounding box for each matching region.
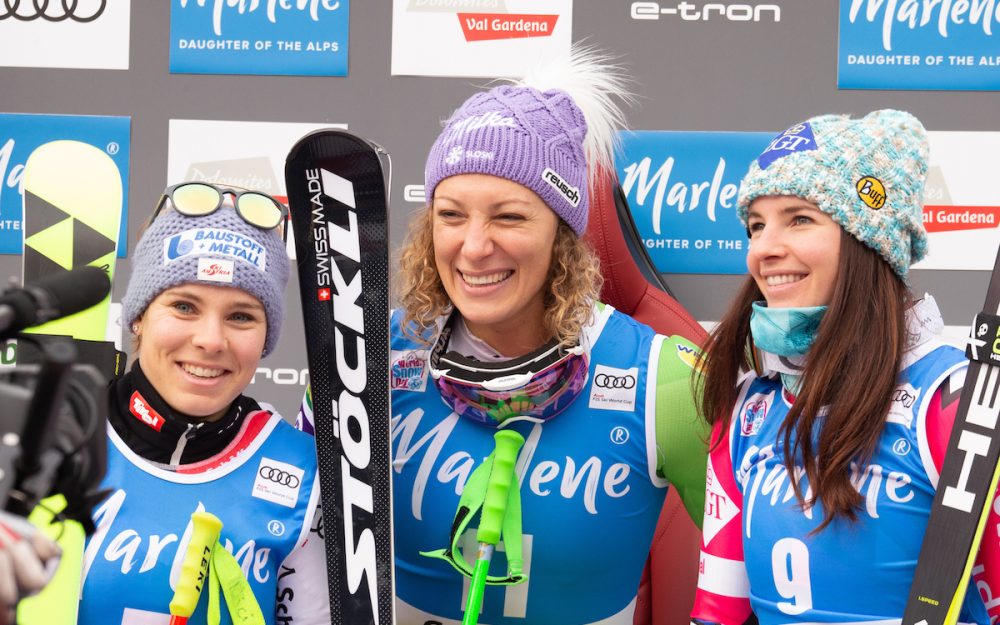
[462,429,525,625]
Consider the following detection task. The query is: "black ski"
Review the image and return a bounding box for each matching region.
[285,129,393,625]
[903,246,1000,625]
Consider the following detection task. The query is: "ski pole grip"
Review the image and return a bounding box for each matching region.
[169,511,223,620]
[478,430,524,546]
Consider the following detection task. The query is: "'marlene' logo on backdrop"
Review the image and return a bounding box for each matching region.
[838,0,1000,90]
[616,130,770,274]
[170,0,350,76]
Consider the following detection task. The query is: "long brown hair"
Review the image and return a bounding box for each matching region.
[396,206,603,348]
[695,233,909,530]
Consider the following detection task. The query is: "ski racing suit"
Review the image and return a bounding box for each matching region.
[692,296,1000,624]
[388,303,707,625]
[78,363,329,625]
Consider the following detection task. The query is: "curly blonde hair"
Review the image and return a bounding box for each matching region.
[396,206,602,348]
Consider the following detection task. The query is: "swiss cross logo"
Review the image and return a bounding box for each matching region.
[318,288,331,301]
[129,391,165,432]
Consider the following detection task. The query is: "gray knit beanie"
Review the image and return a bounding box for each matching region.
[122,201,289,357]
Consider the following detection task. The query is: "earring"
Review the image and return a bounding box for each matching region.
[131,322,140,334]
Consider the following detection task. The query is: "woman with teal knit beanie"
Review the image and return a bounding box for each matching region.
[690,110,998,624]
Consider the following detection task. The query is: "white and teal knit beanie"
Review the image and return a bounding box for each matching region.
[737,109,929,277]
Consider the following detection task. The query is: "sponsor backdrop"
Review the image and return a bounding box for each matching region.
[0,113,131,255]
[0,0,130,70]
[1,1,998,420]
[169,0,350,76]
[839,0,1000,90]
[618,130,1000,274]
[391,0,573,77]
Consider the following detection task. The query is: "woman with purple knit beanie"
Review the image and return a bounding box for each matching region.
[388,48,708,625]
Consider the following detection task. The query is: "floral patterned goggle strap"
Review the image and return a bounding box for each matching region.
[428,317,590,427]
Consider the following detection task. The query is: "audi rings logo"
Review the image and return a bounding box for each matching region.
[259,465,301,488]
[1,0,106,22]
[594,373,636,389]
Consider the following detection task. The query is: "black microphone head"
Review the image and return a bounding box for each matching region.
[26,266,111,324]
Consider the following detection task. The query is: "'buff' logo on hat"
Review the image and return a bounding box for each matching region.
[542,168,581,207]
[757,122,817,169]
[856,176,886,209]
[163,228,267,272]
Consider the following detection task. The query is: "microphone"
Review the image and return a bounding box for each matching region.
[0,267,111,339]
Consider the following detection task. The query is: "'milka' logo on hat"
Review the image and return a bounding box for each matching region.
[856,176,886,209]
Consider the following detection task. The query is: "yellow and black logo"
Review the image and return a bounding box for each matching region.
[856,176,886,209]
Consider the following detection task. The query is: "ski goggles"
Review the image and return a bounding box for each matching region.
[429,319,590,427]
[154,182,288,242]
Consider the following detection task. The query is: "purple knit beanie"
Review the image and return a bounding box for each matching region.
[122,198,289,357]
[425,86,589,234]
[424,48,631,236]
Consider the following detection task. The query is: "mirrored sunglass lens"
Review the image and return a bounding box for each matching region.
[171,184,221,216]
[238,193,283,229]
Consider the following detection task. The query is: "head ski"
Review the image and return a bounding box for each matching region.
[904,246,1000,625]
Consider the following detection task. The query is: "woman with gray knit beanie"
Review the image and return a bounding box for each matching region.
[691,111,998,623]
[75,184,330,625]
[386,47,708,625]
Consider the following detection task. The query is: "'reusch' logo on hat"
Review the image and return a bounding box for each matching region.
[542,167,581,207]
[856,176,886,209]
[757,122,817,170]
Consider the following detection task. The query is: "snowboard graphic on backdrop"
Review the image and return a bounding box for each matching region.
[21,140,122,342]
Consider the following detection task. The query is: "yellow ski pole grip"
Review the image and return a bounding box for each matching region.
[477,430,524,545]
[169,512,224,625]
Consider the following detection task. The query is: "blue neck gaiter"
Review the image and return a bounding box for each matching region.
[749,302,828,356]
[750,302,827,394]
